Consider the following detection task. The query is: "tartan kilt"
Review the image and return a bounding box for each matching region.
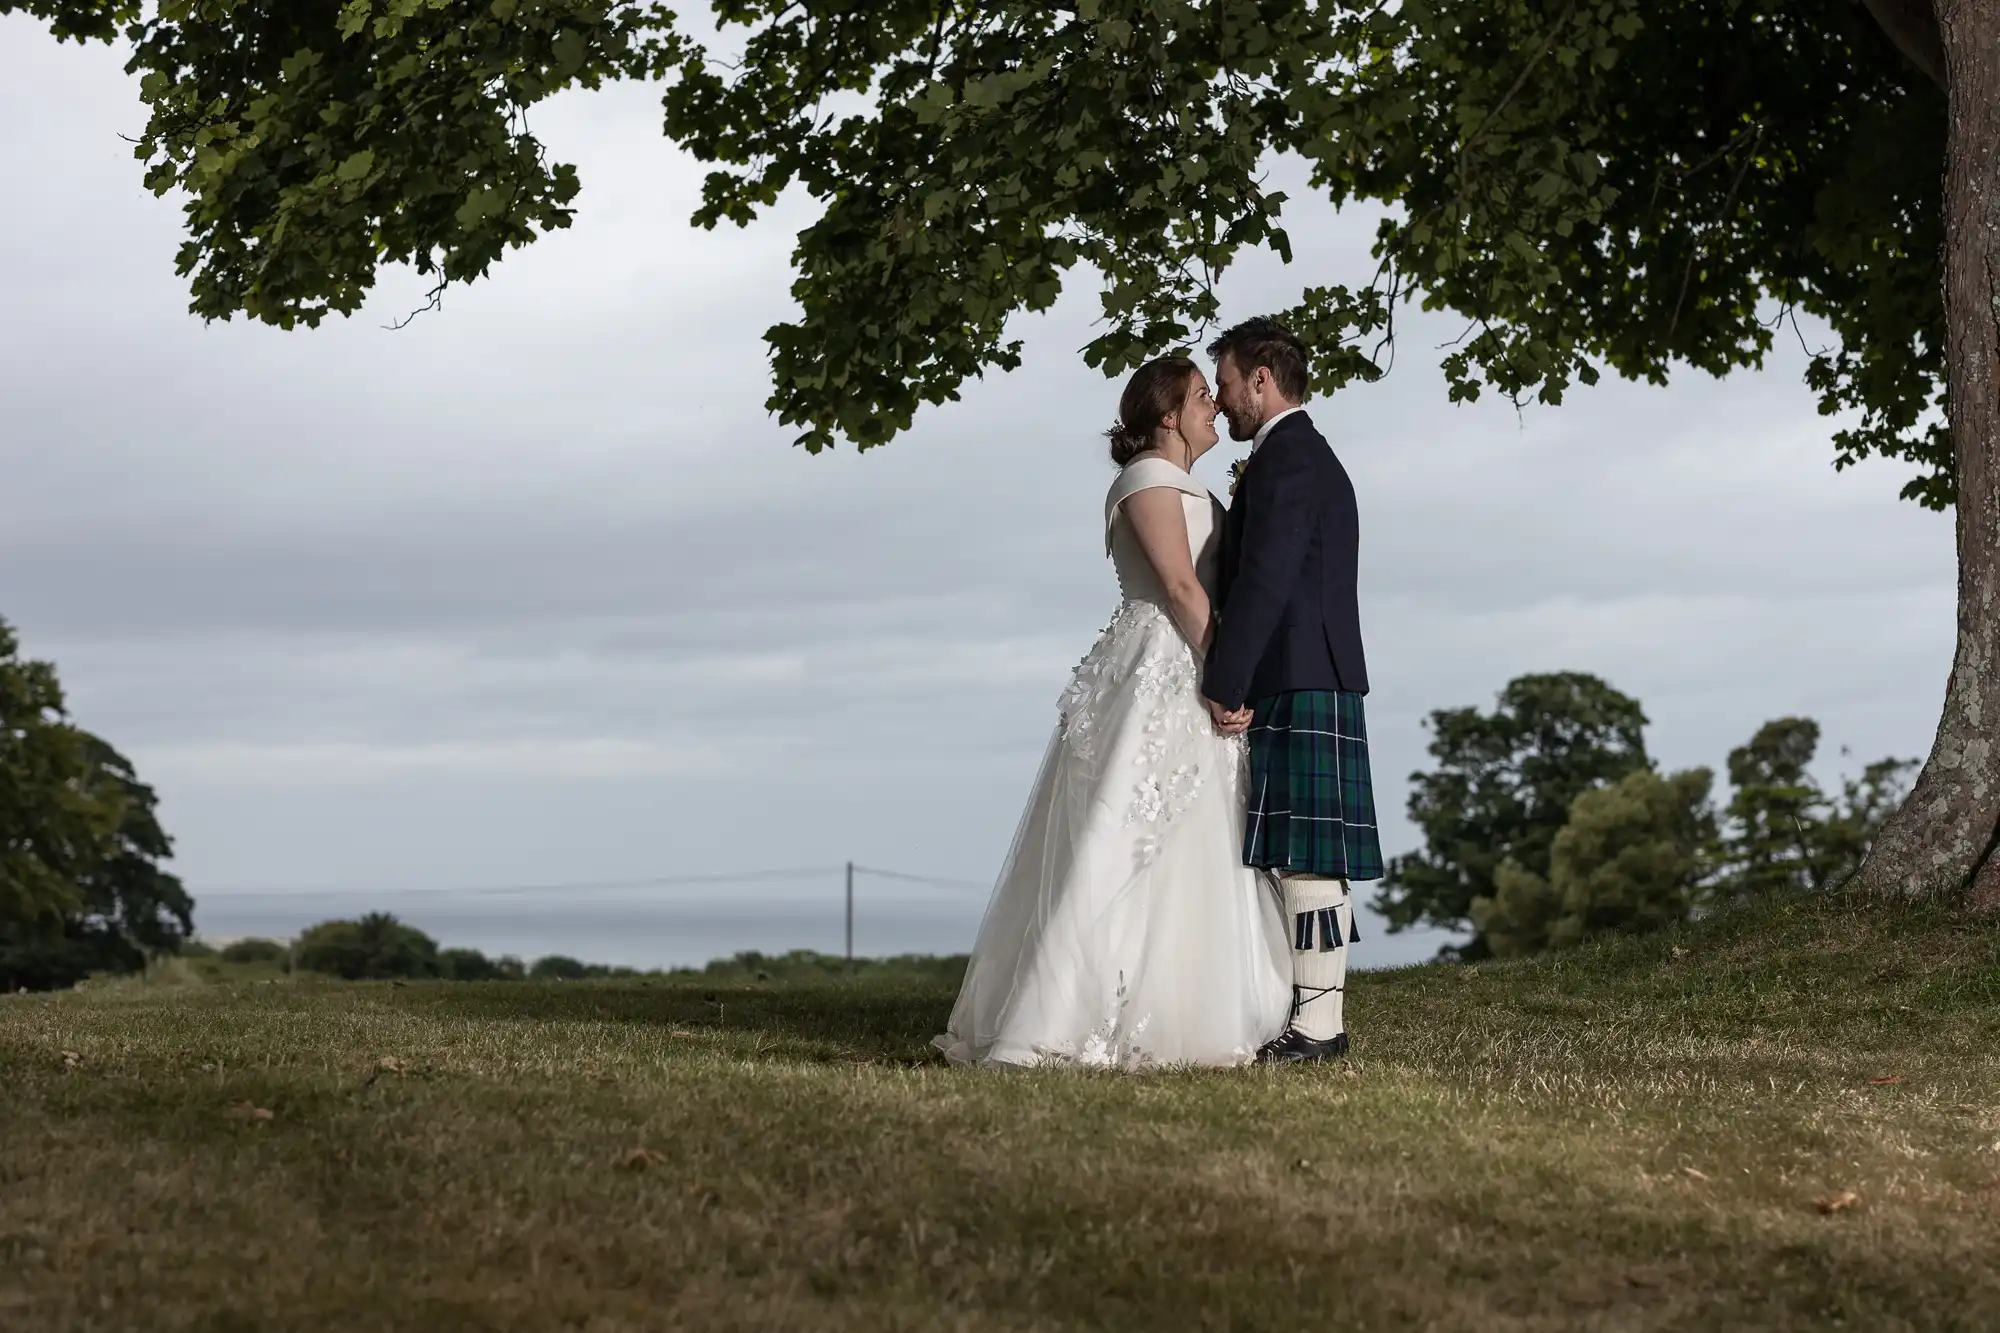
[1242,689,1385,880]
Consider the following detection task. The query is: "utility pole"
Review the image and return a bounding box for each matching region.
[845,860,855,969]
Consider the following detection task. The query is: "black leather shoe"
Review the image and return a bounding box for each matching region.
[1255,1029,1350,1064]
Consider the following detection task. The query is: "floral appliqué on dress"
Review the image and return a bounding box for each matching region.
[1056,600,1222,870]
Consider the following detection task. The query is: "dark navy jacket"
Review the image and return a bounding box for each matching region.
[1202,410,1369,710]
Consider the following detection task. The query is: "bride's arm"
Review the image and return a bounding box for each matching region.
[1120,487,1213,654]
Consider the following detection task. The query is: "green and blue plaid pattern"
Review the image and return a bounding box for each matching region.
[1243,689,1384,880]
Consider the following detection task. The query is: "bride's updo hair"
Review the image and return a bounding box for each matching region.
[1106,356,1200,466]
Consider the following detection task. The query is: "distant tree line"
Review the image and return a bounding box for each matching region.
[1376,672,1917,960]
[207,912,971,984]
[192,914,632,982]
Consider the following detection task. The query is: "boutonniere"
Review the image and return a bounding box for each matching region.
[1227,455,1250,499]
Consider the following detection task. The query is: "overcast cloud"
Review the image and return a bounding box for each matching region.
[0,21,1956,967]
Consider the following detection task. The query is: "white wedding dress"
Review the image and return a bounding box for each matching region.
[935,457,1292,1068]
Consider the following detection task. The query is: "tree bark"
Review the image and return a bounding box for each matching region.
[1851,0,2000,904]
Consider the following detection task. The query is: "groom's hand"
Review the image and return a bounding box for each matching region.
[1205,698,1254,736]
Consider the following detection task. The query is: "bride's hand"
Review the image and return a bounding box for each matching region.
[1205,699,1253,736]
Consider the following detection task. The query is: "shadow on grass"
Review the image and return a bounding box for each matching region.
[283,895,2000,1075]
[389,974,960,1066]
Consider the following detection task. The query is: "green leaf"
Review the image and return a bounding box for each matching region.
[336,0,370,39]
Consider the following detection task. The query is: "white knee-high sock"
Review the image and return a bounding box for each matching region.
[1282,874,1352,1041]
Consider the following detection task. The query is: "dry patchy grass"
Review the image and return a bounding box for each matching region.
[3,896,1998,1331]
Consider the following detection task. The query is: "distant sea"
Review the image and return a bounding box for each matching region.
[191,885,1461,972]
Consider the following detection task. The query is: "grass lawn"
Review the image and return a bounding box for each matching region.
[4,896,1999,1331]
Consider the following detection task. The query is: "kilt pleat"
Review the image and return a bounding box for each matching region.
[1242,690,1384,880]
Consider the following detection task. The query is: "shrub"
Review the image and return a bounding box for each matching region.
[528,955,592,981]
[219,937,288,965]
[294,913,439,980]
[1473,767,1715,958]
[439,947,508,981]
[0,926,133,992]
[691,949,969,983]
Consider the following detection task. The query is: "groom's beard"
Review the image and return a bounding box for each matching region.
[1222,402,1262,442]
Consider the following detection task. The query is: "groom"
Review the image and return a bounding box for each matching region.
[1202,316,1383,1065]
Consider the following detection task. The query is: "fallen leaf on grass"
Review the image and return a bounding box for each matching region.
[1669,945,1688,960]
[1815,1190,1859,1215]
[1680,1166,1710,1181]
[224,1101,274,1123]
[361,1054,434,1088]
[1868,1074,1905,1086]
[619,1148,665,1172]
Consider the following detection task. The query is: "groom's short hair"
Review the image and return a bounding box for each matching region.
[1207,317,1310,402]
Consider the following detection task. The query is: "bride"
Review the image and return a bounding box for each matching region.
[935,357,1292,1068]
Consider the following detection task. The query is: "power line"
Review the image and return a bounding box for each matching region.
[195,866,841,900]
[195,863,991,900]
[853,865,990,890]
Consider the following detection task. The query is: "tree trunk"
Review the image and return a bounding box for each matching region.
[1851,0,2000,904]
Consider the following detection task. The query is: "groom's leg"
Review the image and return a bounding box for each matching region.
[1281,873,1352,1042]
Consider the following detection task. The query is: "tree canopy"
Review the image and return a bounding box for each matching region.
[4,0,1948,496]
[1,619,121,928]
[1377,671,1651,955]
[1716,718,1917,900]
[0,620,194,990]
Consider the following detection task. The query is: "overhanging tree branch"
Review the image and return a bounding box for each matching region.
[1860,0,1945,88]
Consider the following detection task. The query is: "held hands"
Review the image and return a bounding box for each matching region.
[1204,698,1254,737]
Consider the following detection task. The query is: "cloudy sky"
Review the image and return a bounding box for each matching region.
[0,19,1956,968]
